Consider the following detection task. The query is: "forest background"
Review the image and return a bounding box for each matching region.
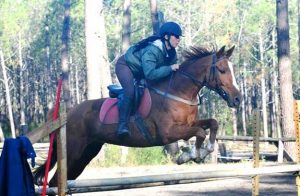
[0,0,299,165]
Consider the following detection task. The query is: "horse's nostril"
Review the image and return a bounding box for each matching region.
[234,97,240,106]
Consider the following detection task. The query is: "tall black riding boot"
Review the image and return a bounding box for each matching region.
[117,96,133,138]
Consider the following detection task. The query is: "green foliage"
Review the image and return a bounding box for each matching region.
[0,0,300,142]
[126,146,170,166]
[99,145,122,167]
[91,145,170,167]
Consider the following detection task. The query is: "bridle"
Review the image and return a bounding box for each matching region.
[179,53,231,102]
[177,53,219,88]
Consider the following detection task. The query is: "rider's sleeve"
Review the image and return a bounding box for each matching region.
[141,49,172,81]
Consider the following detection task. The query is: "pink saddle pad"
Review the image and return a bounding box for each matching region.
[99,89,151,124]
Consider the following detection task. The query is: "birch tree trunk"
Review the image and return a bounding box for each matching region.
[122,0,131,53]
[0,125,4,141]
[149,0,159,35]
[185,0,192,46]
[85,0,111,99]
[232,109,237,136]
[276,0,296,160]
[259,30,269,141]
[119,0,132,165]
[75,63,80,104]
[237,9,247,136]
[0,48,16,138]
[272,29,281,139]
[18,32,27,135]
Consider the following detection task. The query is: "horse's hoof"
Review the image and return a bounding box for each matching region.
[193,157,203,164]
[176,152,191,165]
[180,146,190,152]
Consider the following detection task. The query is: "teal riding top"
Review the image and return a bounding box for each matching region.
[124,39,177,81]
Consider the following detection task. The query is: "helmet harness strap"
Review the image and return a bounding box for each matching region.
[164,33,174,50]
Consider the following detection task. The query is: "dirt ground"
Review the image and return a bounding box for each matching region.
[71,163,297,196]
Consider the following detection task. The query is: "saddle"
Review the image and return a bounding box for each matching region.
[99,80,152,124]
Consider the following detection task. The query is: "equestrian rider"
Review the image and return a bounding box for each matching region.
[115,21,183,138]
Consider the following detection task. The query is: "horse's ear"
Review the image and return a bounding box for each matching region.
[216,46,226,58]
[225,45,235,58]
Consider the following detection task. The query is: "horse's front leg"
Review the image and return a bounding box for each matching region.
[191,118,219,163]
[175,126,206,165]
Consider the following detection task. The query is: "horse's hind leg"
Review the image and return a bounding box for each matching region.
[49,141,104,186]
[68,141,104,179]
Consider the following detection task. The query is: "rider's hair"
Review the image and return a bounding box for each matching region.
[133,35,176,63]
[133,35,161,52]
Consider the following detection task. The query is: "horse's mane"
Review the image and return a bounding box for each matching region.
[181,46,217,66]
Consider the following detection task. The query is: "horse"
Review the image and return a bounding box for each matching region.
[33,45,242,186]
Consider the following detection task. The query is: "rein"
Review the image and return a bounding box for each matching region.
[150,87,199,106]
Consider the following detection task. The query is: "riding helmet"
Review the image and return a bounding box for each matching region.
[159,22,183,37]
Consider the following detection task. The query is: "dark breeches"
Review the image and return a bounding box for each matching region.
[115,55,135,99]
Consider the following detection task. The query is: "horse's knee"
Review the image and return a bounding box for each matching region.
[210,119,218,130]
[195,128,206,139]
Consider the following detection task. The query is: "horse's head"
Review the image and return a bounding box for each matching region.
[170,45,241,108]
[205,46,242,108]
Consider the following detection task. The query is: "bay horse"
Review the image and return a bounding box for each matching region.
[33,45,241,186]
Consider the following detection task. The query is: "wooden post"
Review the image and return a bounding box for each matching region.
[252,110,260,196]
[26,114,67,144]
[57,124,67,196]
[294,100,300,196]
[57,0,71,194]
[277,140,284,163]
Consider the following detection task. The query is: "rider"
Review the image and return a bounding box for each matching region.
[115,21,183,138]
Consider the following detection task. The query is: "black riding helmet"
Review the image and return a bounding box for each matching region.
[158,22,182,61]
[159,21,183,37]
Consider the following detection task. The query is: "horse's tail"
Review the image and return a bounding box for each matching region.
[33,108,58,185]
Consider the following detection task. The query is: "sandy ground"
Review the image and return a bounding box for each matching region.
[70,163,297,196]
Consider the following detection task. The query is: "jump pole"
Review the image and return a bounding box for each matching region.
[35,164,300,195]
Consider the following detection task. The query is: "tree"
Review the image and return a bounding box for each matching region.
[85,0,112,99]
[0,124,4,141]
[276,0,296,160]
[0,47,16,138]
[121,0,131,53]
[149,0,160,35]
[56,1,70,193]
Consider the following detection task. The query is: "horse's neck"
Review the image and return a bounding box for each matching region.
[152,59,209,101]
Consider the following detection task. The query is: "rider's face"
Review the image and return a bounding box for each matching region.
[165,34,181,49]
[169,34,181,48]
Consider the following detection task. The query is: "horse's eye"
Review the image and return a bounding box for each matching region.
[218,69,226,74]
